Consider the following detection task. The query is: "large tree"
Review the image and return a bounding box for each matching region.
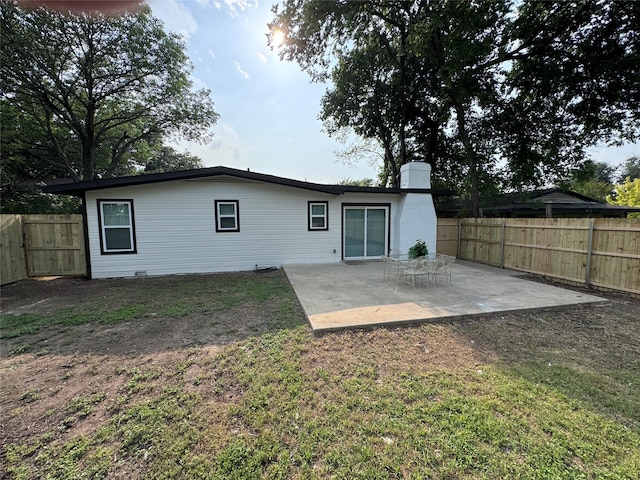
[497,1,640,187]
[618,156,640,182]
[142,147,203,174]
[269,0,640,216]
[558,160,616,202]
[0,1,218,183]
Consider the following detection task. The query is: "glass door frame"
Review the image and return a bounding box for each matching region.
[341,203,391,260]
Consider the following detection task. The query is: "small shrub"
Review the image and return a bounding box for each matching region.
[408,239,428,258]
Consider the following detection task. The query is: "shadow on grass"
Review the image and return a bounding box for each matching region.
[446,299,640,432]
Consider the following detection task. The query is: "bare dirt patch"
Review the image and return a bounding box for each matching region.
[0,273,298,357]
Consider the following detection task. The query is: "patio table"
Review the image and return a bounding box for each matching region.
[382,253,454,288]
[400,253,439,288]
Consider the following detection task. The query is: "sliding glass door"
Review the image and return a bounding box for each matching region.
[343,206,389,259]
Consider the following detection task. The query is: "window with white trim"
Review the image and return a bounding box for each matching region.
[308,201,328,231]
[98,200,136,254]
[215,200,239,232]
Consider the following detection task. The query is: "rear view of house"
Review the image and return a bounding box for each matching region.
[44,162,438,279]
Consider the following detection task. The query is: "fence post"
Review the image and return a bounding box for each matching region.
[584,219,594,287]
[21,217,31,279]
[457,219,462,259]
[500,220,506,269]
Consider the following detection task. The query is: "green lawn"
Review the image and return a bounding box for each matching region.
[2,273,639,479]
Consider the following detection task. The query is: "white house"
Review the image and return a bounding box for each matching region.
[44,162,439,279]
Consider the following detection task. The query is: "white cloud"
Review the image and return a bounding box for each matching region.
[172,123,252,167]
[191,0,257,16]
[148,0,198,39]
[208,49,216,59]
[257,51,267,62]
[223,0,259,17]
[218,123,239,139]
[233,61,250,79]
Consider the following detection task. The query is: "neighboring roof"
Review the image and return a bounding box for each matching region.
[42,166,450,196]
[437,188,640,217]
[16,178,75,189]
[507,188,601,204]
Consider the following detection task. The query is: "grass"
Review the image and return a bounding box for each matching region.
[0,273,294,340]
[3,273,640,479]
[203,328,640,479]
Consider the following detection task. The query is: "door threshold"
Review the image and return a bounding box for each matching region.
[342,259,383,265]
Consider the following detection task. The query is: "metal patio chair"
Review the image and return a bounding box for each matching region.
[429,254,455,286]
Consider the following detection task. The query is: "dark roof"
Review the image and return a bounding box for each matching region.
[499,188,601,204]
[42,166,450,196]
[16,178,75,189]
[437,188,640,218]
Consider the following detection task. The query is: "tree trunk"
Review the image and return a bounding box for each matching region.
[81,23,97,181]
[453,102,480,217]
[424,119,438,166]
[81,133,95,181]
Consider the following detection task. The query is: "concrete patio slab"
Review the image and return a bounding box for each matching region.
[283,260,606,332]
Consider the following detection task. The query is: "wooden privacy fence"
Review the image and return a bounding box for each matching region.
[1,215,27,285]
[1,214,86,285]
[436,217,640,296]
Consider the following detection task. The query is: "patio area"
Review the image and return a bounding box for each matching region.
[283,260,606,333]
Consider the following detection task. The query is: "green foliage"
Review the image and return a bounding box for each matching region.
[0,189,81,214]
[0,2,218,183]
[0,313,49,339]
[568,179,614,203]
[66,393,107,419]
[337,177,376,187]
[6,326,640,478]
[214,438,284,480]
[270,0,639,213]
[607,177,640,218]
[142,146,203,174]
[407,239,428,258]
[618,155,640,182]
[20,389,40,403]
[558,160,616,202]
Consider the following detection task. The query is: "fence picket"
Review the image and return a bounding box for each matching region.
[437,217,639,297]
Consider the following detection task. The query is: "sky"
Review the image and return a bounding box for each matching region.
[147,0,639,185]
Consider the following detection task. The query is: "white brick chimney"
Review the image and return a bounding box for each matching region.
[392,161,437,255]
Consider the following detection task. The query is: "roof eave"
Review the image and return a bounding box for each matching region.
[43,166,450,197]
[43,166,344,196]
